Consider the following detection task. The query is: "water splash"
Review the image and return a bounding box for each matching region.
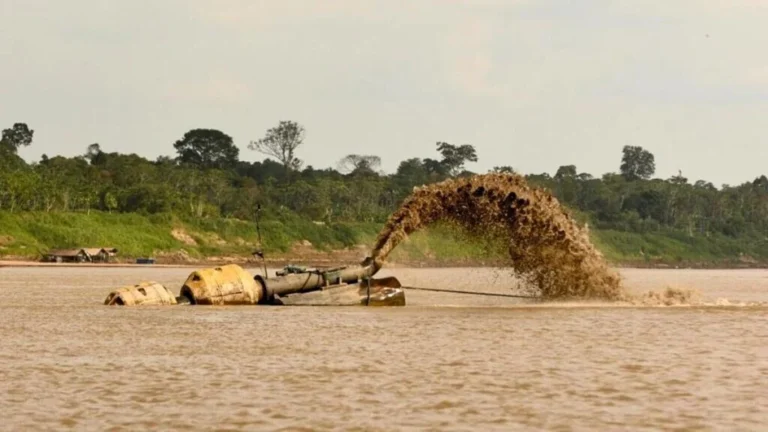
[370,173,624,299]
[630,287,702,306]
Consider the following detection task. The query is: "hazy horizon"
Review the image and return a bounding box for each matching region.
[2,0,767,186]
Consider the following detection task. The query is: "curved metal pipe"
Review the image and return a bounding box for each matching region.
[255,256,382,304]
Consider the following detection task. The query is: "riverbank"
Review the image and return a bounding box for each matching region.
[2,211,768,269]
[3,256,768,270]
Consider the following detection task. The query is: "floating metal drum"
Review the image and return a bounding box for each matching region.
[104,282,178,306]
[179,264,261,305]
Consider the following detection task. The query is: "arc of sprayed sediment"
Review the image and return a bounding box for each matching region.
[367,173,624,299]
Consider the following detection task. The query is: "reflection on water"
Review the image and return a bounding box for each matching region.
[1,267,767,430]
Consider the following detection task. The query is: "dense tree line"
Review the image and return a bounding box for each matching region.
[1,121,768,240]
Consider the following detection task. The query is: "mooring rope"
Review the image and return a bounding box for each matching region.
[365,276,371,306]
[402,286,540,300]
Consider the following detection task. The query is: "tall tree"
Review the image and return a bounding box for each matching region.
[84,143,109,165]
[668,170,688,185]
[620,145,655,181]
[492,166,517,174]
[173,129,239,169]
[553,165,579,206]
[554,165,577,180]
[337,154,381,176]
[424,158,449,177]
[249,121,305,175]
[436,142,477,176]
[1,123,34,153]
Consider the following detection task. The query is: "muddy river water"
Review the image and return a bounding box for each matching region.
[1,266,767,431]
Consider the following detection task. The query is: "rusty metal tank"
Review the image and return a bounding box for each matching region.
[179,264,262,305]
[104,282,178,306]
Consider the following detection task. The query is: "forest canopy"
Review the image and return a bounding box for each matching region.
[2,121,768,244]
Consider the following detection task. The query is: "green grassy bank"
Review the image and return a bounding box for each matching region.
[591,229,768,267]
[0,210,496,264]
[0,211,376,261]
[1,211,768,267]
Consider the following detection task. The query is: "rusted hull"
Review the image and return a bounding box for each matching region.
[276,277,405,306]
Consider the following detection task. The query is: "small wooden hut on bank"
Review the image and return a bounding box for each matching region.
[44,247,118,263]
[44,249,88,263]
[83,248,118,263]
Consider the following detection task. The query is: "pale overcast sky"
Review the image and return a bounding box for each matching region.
[2,0,767,186]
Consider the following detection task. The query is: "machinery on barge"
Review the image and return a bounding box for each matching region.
[104,257,406,307]
[105,202,405,307]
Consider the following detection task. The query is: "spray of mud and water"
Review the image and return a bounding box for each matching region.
[370,173,626,300]
[369,173,710,305]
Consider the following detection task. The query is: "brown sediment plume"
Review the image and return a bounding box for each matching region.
[370,173,624,299]
[631,287,702,306]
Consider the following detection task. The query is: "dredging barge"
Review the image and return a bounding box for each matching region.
[104,257,406,307]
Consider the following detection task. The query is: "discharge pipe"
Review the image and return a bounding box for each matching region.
[255,256,381,302]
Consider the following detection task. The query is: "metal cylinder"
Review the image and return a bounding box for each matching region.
[256,272,325,300]
[104,282,178,306]
[179,264,262,305]
[255,259,380,302]
[327,265,375,285]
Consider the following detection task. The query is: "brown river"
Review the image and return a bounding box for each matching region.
[1,266,767,431]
